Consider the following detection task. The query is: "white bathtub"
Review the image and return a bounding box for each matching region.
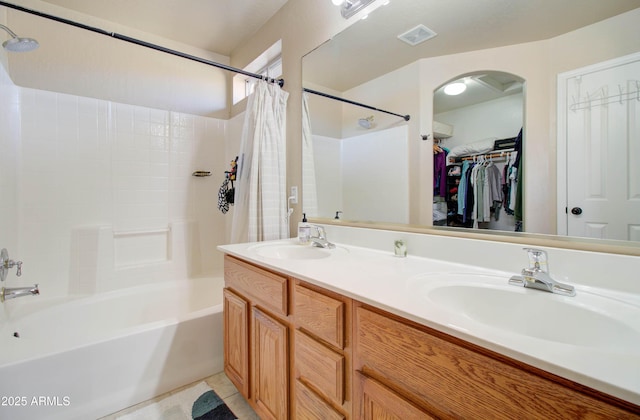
[0,277,225,420]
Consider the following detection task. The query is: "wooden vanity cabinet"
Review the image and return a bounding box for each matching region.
[353,303,640,419]
[223,255,290,420]
[223,256,640,419]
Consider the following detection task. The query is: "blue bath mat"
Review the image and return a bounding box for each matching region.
[192,389,237,420]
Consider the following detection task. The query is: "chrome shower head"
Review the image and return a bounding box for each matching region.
[0,24,39,52]
[358,115,374,129]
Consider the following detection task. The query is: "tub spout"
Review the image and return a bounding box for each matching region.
[1,284,39,302]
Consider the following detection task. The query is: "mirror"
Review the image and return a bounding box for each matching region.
[302,0,640,244]
[432,71,524,233]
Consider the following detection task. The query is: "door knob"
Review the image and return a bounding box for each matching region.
[571,207,583,215]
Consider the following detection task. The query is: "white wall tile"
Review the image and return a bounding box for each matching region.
[5,85,228,298]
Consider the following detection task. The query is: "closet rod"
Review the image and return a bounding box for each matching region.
[0,1,285,87]
[304,88,410,121]
[460,149,515,162]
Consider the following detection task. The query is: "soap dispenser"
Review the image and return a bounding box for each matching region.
[298,213,311,244]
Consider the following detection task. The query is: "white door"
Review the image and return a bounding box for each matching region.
[563,54,640,241]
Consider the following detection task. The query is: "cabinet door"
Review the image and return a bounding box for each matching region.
[253,307,289,420]
[223,288,249,398]
[355,372,434,420]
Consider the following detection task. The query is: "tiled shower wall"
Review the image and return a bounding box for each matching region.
[0,64,20,261]
[1,65,229,298]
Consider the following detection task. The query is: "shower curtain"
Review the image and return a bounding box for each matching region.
[230,80,289,243]
[302,92,319,217]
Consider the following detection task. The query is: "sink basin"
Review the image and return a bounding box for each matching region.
[250,243,349,260]
[410,273,640,351]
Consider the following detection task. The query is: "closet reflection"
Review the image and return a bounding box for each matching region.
[432,71,524,233]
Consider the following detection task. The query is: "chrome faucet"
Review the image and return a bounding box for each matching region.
[309,225,335,249]
[1,284,39,302]
[508,248,575,296]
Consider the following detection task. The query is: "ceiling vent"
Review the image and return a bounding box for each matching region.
[397,24,437,46]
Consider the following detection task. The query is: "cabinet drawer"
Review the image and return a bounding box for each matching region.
[295,380,345,420]
[295,330,345,406]
[295,283,344,348]
[224,255,288,317]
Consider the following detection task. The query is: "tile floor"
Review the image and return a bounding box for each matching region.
[100,371,259,419]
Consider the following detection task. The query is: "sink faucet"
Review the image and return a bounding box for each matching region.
[508,248,575,296]
[1,284,40,302]
[309,225,335,249]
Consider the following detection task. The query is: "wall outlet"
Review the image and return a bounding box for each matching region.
[290,186,298,204]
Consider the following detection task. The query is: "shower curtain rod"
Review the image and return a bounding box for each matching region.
[303,87,410,121]
[0,1,284,87]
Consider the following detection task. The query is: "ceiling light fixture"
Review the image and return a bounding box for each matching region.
[444,82,467,96]
[332,0,377,19]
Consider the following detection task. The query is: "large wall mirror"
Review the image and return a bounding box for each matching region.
[301,0,640,247]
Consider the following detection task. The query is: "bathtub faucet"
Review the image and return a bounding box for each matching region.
[1,284,39,302]
[1,248,23,282]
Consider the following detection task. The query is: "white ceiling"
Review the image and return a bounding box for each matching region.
[39,0,289,56]
[434,72,524,114]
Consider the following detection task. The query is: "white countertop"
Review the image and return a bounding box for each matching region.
[218,238,640,406]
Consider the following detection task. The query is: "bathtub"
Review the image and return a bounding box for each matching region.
[0,277,225,420]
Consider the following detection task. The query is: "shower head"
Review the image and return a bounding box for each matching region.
[0,24,39,52]
[358,116,374,129]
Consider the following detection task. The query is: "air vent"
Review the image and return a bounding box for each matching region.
[397,24,437,46]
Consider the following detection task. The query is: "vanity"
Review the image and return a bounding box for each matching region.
[218,225,640,419]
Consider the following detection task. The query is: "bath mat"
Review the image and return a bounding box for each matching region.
[116,382,237,420]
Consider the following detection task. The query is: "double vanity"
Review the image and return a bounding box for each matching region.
[218,225,640,419]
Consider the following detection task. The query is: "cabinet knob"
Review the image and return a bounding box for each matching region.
[570,207,583,215]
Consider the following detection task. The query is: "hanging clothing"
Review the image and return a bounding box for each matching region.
[230,81,289,243]
[457,161,471,217]
[218,177,230,214]
[433,147,447,197]
[485,162,503,221]
[457,159,505,227]
[433,148,449,197]
[513,128,524,228]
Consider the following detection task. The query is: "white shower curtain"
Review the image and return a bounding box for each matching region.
[302,92,319,217]
[230,80,289,243]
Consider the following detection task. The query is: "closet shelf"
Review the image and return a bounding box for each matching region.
[458,148,515,162]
